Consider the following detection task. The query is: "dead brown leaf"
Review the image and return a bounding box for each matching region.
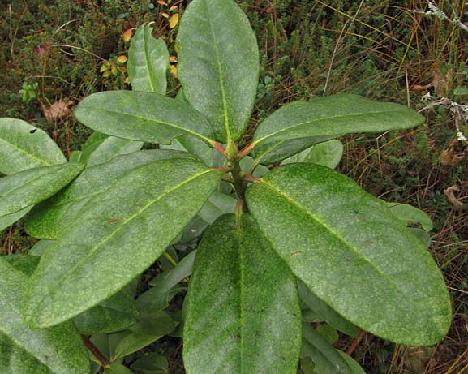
[444,185,465,209]
[42,100,73,123]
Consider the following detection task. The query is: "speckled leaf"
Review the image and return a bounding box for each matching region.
[0,163,83,231]
[253,94,425,146]
[0,334,53,374]
[184,214,301,374]
[74,91,214,144]
[177,0,260,142]
[0,118,66,175]
[79,132,143,167]
[25,158,222,328]
[298,282,358,338]
[25,150,193,239]
[128,24,169,94]
[0,258,90,374]
[247,163,451,345]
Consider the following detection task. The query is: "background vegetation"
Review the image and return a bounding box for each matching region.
[0,0,466,372]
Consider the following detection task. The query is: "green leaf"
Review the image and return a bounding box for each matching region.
[177,0,260,142]
[0,258,89,374]
[104,362,133,374]
[282,140,344,169]
[338,352,366,374]
[0,118,66,175]
[113,311,177,359]
[247,163,451,345]
[0,163,84,231]
[179,191,236,243]
[74,91,214,144]
[74,284,138,334]
[138,251,196,312]
[128,24,169,94]
[79,132,143,167]
[29,240,54,256]
[1,255,40,276]
[253,94,425,146]
[131,352,169,374]
[298,282,358,338]
[26,150,193,239]
[25,158,222,328]
[0,334,53,374]
[302,324,353,374]
[254,136,333,165]
[184,214,301,373]
[386,202,433,231]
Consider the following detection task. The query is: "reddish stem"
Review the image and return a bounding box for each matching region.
[81,335,110,368]
[346,330,365,355]
[212,141,226,156]
[238,143,255,159]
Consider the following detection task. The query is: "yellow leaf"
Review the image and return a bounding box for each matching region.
[117,55,128,64]
[111,65,118,75]
[122,29,133,42]
[169,14,179,29]
[169,65,178,78]
[102,71,111,78]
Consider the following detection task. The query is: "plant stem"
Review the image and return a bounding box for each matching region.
[81,335,110,368]
[230,159,247,207]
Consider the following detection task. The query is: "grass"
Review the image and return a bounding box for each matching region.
[0,0,466,372]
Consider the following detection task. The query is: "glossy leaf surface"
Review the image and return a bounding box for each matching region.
[184,214,301,373]
[26,150,192,239]
[247,163,451,345]
[177,0,259,142]
[253,94,425,146]
[0,259,89,374]
[0,118,65,175]
[128,24,169,93]
[75,91,214,144]
[0,163,83,231]
[25,159,221,327]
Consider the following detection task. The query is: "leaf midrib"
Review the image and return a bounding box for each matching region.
[32,168,217,315]
[0,136,52,168]
[202,0,232,142]
[87,106,212,143]
[235,216,246,373]
[254,108,417,145]
[143,26,156,92]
